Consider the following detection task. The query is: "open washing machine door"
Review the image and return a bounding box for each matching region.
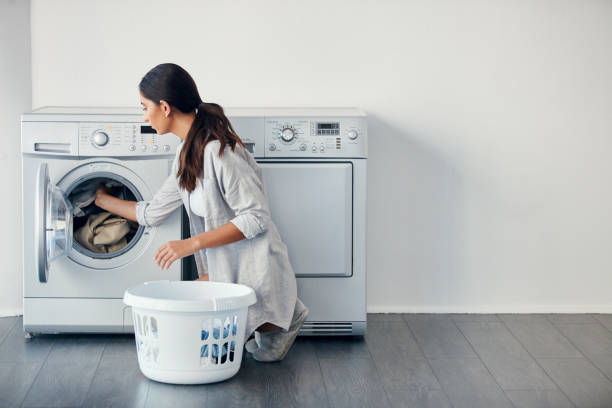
[35,162,73,283]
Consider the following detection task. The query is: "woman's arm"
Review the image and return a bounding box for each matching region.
[154,221,246,270]
[94,187,138,222]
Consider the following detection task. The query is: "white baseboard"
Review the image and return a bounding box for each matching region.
[367,305,612,314]
[0,308,23,318]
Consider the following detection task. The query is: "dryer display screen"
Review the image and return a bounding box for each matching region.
[317,123,339,136]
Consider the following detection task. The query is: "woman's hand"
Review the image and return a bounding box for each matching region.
[155,238,199,270]
[94,184,111,207]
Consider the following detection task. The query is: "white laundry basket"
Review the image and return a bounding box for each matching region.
[123,280,256,385]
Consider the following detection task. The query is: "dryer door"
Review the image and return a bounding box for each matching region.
[259,161,353,277]
[36,162,73,283]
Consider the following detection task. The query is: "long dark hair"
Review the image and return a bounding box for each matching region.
[139,63,244,192]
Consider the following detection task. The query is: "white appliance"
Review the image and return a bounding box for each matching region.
[21,107,183,335]
[22,107,367,336]
[228,108,368,335]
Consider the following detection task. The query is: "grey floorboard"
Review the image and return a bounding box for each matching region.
[82,358,149,408]
[428,357,513,408]
[594,315,612,332]
[404,315,476,359]
[371,354,451,408]
[499,314,583,358]
[366,320,451,407]
[505,390,575,408]
[45,333,107,365]
[365,320,426,361]
[538,358,612,408]
[0,316,18,345]
[145,380,208,408]
[261,338,329,408]
[555,323,612,357]
[384,388,452,408]
[589,354,612,383]
[319,357,392,408]
[0,362,42,408]
[21,361,100,407]
[451,314,500,323]
[368,313,406,323]
[99,334,138,362]
[313,335,371,360]
[204,355,269,408]
[0,318,55,363]
[546,314,598,324]
[457,321,557,390]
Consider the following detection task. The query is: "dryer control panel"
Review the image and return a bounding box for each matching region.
[79,123,180,156]
[263,117,366,158]
[229,114,367,159]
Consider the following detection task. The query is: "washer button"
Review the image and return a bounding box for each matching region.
[311,145,317,152]
[163,144,170,152]
[141,145,147,152]
[319,145,325,152]
[129,144,136,151]
[152,144,159,152]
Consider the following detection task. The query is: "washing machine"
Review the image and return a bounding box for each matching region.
[21,107,182,335]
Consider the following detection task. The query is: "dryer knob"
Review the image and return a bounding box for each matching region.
[280,127,296,142]
[92,131,109,147]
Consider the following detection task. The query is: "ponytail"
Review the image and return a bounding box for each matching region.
[176,101,244,192]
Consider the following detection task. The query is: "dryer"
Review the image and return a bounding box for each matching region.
[228,108,368,335]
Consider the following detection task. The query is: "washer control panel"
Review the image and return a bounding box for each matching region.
[262,117,366,158]
[79,123,180,156]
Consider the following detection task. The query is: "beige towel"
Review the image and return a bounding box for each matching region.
[75,212,132,253]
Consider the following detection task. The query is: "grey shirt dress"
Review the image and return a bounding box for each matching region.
[135,140,298,337]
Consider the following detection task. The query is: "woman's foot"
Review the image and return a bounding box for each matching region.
[245,299,309,362]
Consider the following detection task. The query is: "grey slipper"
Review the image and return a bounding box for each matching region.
[247,299,309,362]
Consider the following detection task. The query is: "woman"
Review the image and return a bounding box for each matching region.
[94,63,308,362]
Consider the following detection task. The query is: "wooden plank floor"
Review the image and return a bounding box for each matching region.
[1,313,612,407]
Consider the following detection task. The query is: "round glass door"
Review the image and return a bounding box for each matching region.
[36,163,73,282]
[47,183,73,261]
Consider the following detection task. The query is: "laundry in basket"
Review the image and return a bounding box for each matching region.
[124,280,256,385]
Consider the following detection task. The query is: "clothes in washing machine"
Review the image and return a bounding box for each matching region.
[69,179,125,217]
[69,178,139,254]
[74,212,138,253]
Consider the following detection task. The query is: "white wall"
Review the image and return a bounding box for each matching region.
[5,0,611,314]
[0,0,30,315]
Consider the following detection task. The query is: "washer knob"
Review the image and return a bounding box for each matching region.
[92,131,109,147]
[129,144,136,151]
[152,144,159,152]
[300,144,307,151]
[348,130,359,140]
[269,143,277,151]
[163,144,170,152]
[140,145,147,152]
